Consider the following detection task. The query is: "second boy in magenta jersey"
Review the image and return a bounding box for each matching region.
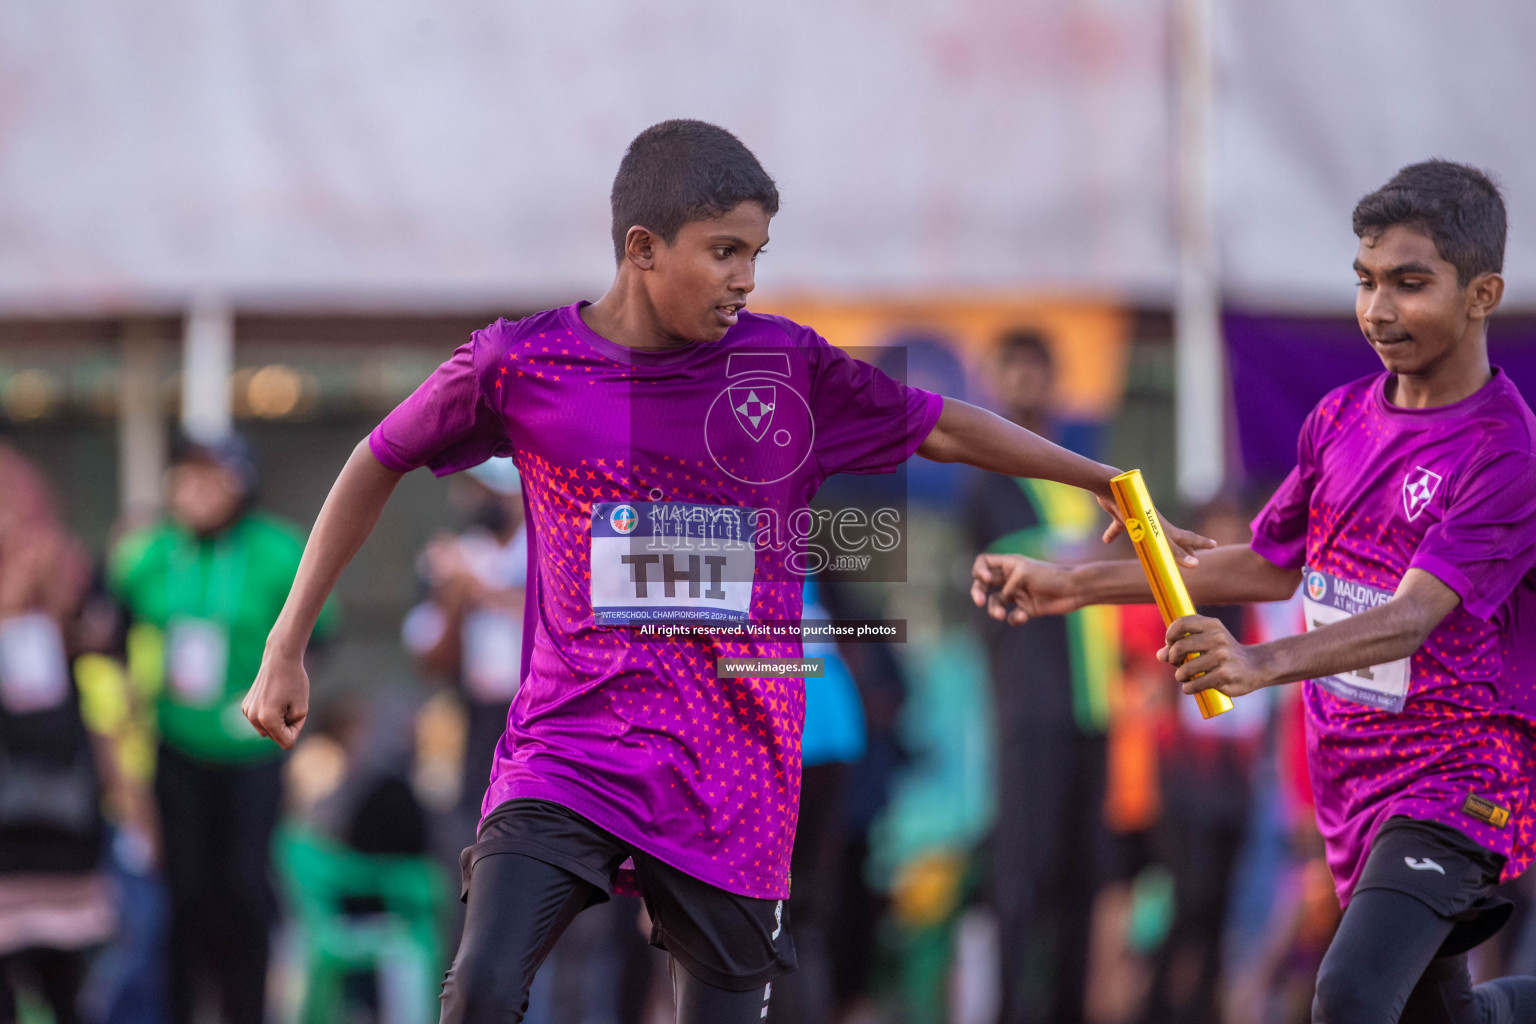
[241,120,1211,1024]
[973,161,1536,1024]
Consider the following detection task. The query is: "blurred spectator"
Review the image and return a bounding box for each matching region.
[309,695,430,860]
[109,434,335,1024]
[1225,599,1339,1024]
[868,509,995,1024]
[0,446,135,1024]
[964,329,1118,1024]
[766,578,867,1024]
[1122,498,1268,1024]
[401,456,526,841]
[819,585,908,1022]
[278,695,442,1024]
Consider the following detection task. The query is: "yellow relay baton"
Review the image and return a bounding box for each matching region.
[1110,469,1233,719]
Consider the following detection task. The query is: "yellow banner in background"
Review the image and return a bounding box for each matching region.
[755,294,1132,420]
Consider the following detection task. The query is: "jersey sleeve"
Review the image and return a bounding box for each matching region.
[1410,449,1536,621]
[368,322,513,477]
[809,338,944,477]
[1249,411,1319,570]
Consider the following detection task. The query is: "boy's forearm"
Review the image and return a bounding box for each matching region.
[267,440,404,654]
[1066,545,1302,608]
[1063,559,1157,606]
[919,399,1116,495]
[1250,618,1417,689]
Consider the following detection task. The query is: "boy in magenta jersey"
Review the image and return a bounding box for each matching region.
[239,120,1210,1024]
[973,160,1536,1023]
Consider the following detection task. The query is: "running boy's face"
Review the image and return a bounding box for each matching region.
[632,202,770,344]
[1353,225,1500,377]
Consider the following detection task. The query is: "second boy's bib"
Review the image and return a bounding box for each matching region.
[1302,568,1410,712]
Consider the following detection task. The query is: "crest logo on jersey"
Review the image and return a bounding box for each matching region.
[1306,571,1327,602]
[1401,467,1443,522]
[729,385,775,442]
[609,504,638,535]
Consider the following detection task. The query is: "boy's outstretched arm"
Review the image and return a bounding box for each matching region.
[970,547,1459,701]
[242,440,404,748]
[918,397,1215,561]
[970,544,1302,625]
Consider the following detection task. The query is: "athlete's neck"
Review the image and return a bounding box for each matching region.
[1385,333,1492,410]
[581,280,691,352]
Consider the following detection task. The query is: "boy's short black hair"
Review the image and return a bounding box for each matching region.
[1352,160,1506,286]
[610,120,780,261]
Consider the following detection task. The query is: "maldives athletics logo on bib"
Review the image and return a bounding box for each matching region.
[1402,466,1443,522]
[609,504,639,535]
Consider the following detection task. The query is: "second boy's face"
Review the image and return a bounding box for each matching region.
[647,202,771,343]
[1353,225,1477,378]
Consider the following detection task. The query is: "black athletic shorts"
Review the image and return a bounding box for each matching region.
[1353,815,1513,958]
[460,799,797,991]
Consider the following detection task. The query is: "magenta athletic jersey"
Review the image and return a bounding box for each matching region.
[1251,368,1536,904]
[369,303,942,898]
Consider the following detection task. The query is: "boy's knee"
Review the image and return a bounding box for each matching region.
[1313,962,1394,1024]
[438,947,531,1024]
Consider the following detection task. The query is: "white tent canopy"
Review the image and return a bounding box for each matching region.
[1,0,1533,313]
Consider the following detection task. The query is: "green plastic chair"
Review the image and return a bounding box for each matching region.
[276,824,448,1024]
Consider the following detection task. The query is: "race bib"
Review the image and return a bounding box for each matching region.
[1301,569,1410,712]
[590,502,755,625]
[463,607,524,702]
[166,618,228,706]
[0,613,71,714]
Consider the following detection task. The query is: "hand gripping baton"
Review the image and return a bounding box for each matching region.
[1109,469,1233,719]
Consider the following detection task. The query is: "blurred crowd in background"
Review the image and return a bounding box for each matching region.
[5,318,1533,1024]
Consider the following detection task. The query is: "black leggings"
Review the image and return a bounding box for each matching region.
[440,853,771,1024]
[1314,887,1536,1024]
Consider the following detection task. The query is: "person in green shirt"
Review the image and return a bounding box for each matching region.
[110,434,335,1024]
[962,330,1120,1024]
